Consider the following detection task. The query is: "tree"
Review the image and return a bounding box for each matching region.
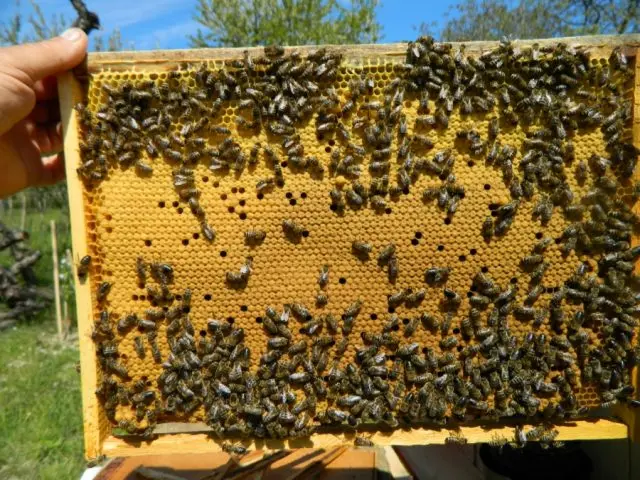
[423,0,639,42]
[190,0,381,48]
[0,0,123,49]
[94,28,123,52]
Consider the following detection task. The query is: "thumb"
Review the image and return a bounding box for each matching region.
[0,28,88,82]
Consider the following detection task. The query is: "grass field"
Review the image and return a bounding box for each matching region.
[0,202,84,479]
[0,320,84,479]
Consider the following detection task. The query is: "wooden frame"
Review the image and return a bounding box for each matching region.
[59,34,640,460]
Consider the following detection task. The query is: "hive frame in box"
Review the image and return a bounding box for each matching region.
[59,34,640,460]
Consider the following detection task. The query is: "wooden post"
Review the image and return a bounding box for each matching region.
[20,192,26,231]
[63,248,73,335]
[50,220,63,341]
[62,300,69,338]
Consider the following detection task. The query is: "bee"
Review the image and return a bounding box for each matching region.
[268,336,290,349]
[440,336,458,349]
[201,221,216,242]
[388,290,407,309]
[244,229,266,245]
[529,262,549,284]
[344,300,363,318]
[424,267,450,285]
[117,313,138,333]
[248,143,261,165]
[405,289,426,307]
[133,336,145,358]
[77,255,91,280]
[532,237,553,254]
[524,285,543,305]
[418,312,439,331]
[574,161,588,184]
[222,442,248,456]
[150,262,174,284]
[256,178,275,193]
[316,292,328,307]
[460,317,473,338]
[387,255,399,283]
[378,244,396,264]
[521,254,544,267]
[445,432,468,445]
[97,282,112,303]
[317,264,330,289]
[282,219,305,242]
[532,195,553,225]
[352,241,372,259]
[291,302,311,321]
[329,188,346,213]
[345,189,364,208]
[403,317,419,337]
[481,217,494,240]
[135,257,146,285]
[413,134,435,149]
[488,117,499,140]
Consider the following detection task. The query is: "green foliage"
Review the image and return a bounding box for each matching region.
[94,27,124,52]
[190,0,381,48]
[425,0,640,42]
[0,0,124,49]
[0,322,84,479]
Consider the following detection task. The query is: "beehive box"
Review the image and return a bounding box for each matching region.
[59,34,640,460]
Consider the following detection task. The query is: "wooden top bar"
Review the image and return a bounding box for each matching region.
[84,34,640,73]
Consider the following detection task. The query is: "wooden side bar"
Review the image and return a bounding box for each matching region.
[59,72,104,459]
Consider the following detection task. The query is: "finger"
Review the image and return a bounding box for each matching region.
[0,28,88,82]
[36,152,66,186]
[30,103,51,124]
[23,120,63,155]
[28,99,60,125]
[34,76,59,101]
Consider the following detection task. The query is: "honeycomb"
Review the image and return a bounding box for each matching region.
[71,38,640,444]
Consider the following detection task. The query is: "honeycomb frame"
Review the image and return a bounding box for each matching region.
[59,34,640,459]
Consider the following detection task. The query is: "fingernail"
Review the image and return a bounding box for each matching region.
[61,28,83,42]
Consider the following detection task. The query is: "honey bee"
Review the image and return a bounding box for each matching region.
[405,289,426,307]
[97,281,112,303]
[424,267,450,285]
[403,317,419,337]
[378,244,396,264]
[282,219,305,242]
[352,241,372,259]
[387,255,399,283]
[256,178,275,193]
[344,299,363,319]
[222,442,248,456]
[244,229,266,245]
[201,221,216,242]
[133,336,145,359]
[77,255,92,280]
[317,264,330,289]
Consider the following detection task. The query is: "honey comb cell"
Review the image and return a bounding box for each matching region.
[64,36,640,454]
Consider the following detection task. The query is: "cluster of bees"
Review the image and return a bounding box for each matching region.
[75,35,640,447]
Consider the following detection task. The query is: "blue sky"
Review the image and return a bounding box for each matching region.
[0,0,457,50]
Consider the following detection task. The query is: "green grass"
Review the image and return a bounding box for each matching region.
[0,320,84,480]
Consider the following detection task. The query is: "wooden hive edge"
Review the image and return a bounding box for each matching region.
[100,418,628,457]
[614,47,640,443]
[81,34,640,73]
[59,71,105,460]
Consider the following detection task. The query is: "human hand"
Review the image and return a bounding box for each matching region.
[0,28,88,198]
